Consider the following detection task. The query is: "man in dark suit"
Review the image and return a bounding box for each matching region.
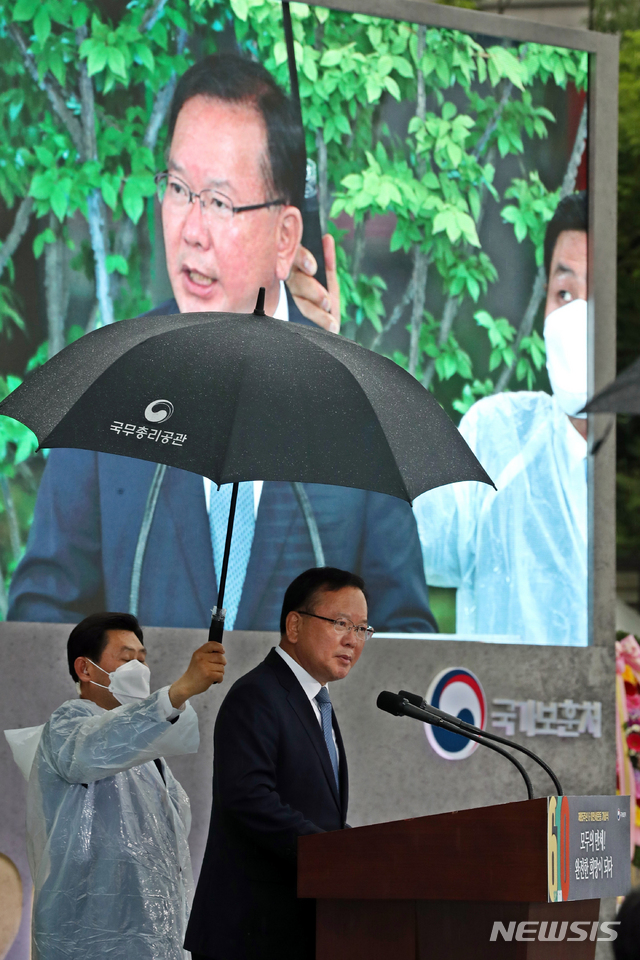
[185,566,368,960]
[7,54,436,634]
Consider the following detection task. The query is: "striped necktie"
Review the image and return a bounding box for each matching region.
[208,481,255,630]
[315,686,339,790]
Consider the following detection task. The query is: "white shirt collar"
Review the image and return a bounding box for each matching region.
[275,646,323,702]
[204,477,262,518]
[273,280,289,321]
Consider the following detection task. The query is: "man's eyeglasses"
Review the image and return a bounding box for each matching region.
[155,172,285,222]
[296,611,374,642]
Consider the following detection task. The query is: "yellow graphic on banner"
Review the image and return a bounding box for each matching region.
[548,796,559,902]
[548,796,571,902]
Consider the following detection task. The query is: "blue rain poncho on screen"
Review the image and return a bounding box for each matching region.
[26,687,199,960]
[413,391,587,645]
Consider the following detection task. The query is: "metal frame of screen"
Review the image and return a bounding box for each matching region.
[306,0,618,648]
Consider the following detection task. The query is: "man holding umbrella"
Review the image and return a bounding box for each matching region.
[7,53,436,636]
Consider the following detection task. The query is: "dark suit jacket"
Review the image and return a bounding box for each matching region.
[7,296,436,633]
[184,649,348,960]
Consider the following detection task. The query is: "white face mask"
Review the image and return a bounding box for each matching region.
[543,298,588,418]
[86,658,151,705]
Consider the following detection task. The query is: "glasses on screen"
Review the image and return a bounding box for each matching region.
[296,611,375,641]
[155,172,285,222]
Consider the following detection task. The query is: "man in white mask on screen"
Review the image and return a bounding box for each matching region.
[17,611,226,960]
[414,192,588,645]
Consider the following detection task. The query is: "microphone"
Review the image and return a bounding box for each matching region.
[377,692,533,801]
[398,689,563,797]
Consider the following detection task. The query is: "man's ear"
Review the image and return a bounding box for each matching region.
[74,656,91,683]
[284,609,302,644]
[275,205,304,282]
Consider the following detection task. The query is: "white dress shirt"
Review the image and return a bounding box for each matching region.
[275,646,339,761]
[203,281,289,516]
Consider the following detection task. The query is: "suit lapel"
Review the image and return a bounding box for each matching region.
[267,650,341,811]
[286,287,317,328]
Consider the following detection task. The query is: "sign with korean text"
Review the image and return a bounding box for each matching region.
[547,796,630,902]
[493,699,601,739]
[110,421,187,446]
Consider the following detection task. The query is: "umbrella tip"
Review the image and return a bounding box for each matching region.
[253,288,266,317]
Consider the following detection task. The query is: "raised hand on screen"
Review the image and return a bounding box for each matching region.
[286,234,341,334]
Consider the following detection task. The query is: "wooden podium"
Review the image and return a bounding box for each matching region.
[298,797,629,960]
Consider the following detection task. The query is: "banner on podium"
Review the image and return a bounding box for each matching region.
[547,795,631,902]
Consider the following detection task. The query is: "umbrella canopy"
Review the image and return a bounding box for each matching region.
[0,309,492,503]
[0,297,493,638]
[583,357,640,414]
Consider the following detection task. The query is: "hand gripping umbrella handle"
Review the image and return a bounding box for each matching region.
[208,607,226,645]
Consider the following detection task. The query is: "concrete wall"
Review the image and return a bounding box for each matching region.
[0,622,615,959]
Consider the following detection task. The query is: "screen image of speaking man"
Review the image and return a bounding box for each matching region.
[414,192,588,645]
[185,567,368,960]
[13,612,226,960]
[7,53,436,637]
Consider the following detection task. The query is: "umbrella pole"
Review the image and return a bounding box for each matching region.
[281,2,326,289]
[208,481,239,644]
[282,3,300,109]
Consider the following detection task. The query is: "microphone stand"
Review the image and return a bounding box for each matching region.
[377,693,533,800]
[399,690,563,796]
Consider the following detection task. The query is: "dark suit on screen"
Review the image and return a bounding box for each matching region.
[184,648,348,960]
[7,295,437,633]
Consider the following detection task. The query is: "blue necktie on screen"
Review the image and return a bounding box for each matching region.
[315,686,339,790]
[208,481,255,630]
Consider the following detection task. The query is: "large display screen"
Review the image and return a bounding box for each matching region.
[0,0,590,644]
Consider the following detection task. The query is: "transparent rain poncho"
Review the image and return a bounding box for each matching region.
[413,391,587,645]
[24,687,199,960]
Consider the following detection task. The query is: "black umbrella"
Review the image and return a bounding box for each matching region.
[583,357,640,414]
[0,291,493,640]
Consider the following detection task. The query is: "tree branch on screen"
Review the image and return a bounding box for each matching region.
[370,274,415,352]
[75,25,115,326]
[140,0,171,34]
[408,25,429,379]
[7,23,84,154]
[0,196,33,282]
[0,568,7,620]
[0,0,194,598]
[44,213,69,359]
[422,295,461,391]
[4,8,189,336]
